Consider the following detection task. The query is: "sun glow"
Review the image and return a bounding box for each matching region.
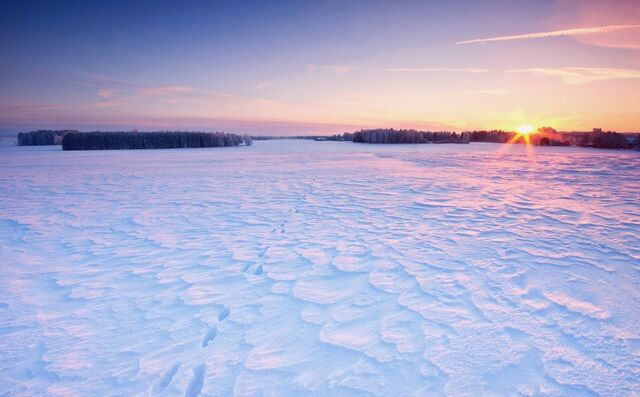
[498,123,539,157]
[516,124,535,135]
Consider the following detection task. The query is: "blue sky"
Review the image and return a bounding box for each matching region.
[2,0,639,134]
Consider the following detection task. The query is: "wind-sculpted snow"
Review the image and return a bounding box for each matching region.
[1,142,639,396]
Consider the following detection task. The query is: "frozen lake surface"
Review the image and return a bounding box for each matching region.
[1,140,639,396]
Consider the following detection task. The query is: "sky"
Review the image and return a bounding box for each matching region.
[1,0,639,135]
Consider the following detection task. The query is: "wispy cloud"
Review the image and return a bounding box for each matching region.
[344,88,508,102]
[79,73,193,98]
[87,100,122,108]
[137,85,193,96]
[70,71,290,118]
[249,81,271,91]
[75,71,140,89]
[98,89,116,98]
[1,104,70,111]
[456,24,640,45]
[378,67,490,73]
[467,88,508,95]
[307,64,352,74]
[508,67,640,84]
[88,85,194,108]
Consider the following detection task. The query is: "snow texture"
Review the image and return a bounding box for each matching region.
[1,141,639,396]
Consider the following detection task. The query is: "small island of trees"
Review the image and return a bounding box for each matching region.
[61,131,252,150]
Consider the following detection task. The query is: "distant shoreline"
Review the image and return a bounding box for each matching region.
[8,128,640,151]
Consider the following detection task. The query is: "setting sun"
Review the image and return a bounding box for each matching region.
[516,124,536,135]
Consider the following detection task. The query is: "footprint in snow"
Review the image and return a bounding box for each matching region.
[253,264,263,275]
[201,327,218,348]
[218,306,230,321]
[152,362,181,395]
[184,364,205,397]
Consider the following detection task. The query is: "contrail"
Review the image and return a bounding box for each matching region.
[456,24,640,45]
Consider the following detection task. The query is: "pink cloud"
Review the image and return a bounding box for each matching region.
[307,64,352,74]
[547,0,640,51]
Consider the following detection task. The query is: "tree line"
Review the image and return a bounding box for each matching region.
[352,129,470,144]
[61,131,252,150]
[469,128,638,149]
[18,130,77,146]
[16,128,639,150]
